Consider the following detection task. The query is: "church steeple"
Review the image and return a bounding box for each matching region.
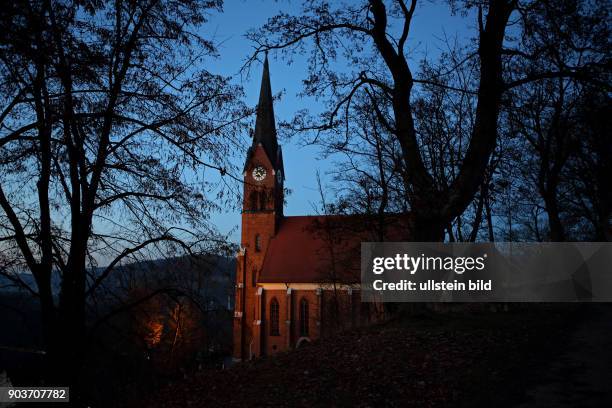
[252,53,279,167]
[242,55,284,217]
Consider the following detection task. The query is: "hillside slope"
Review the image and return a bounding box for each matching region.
[132,305,606,408]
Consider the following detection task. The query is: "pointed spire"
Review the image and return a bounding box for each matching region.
[253,52,278,164]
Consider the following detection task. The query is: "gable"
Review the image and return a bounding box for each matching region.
[245,144,275,172]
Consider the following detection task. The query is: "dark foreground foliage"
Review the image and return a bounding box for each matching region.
[131,304,606,408]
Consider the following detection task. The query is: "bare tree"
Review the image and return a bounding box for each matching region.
[244,0,520,240]
[503,0,610,241]
[0,0,246,390]
[244,0,608,242]
[566,87,611,241]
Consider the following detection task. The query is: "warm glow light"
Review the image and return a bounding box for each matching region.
[145,321,164,346]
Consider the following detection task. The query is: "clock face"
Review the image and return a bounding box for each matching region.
[276,169,283,183]
[252,166,267,181]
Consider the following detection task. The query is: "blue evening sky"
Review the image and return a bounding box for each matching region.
[204,1,476,243]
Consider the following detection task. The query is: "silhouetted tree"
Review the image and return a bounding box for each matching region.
[245,0,520,240]
[502,0,610,241]
[246,0,609,242]
[0,0,245,395]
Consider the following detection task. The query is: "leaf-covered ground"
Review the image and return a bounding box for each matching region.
[130,304,594,408]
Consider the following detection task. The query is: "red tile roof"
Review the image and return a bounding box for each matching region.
[258,214,412,284]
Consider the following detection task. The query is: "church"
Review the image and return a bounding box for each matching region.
[232,57,410,361]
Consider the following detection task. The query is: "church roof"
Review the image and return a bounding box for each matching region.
[251,54,279,167]
[258,214,412,284]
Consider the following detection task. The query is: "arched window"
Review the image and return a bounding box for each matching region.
[299,298,309,336]
[255,234,261,252]
[269,298,280,336]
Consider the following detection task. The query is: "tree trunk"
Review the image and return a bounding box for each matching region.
[469,184,487,242]
[411,209,446,241]
[541,187,565,241]
[485,193,495,242]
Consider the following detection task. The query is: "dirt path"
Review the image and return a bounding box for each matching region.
[515,304,612,408]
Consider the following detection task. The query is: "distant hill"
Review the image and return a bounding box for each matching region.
[1,254,236,310]
[103,254,236,311]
